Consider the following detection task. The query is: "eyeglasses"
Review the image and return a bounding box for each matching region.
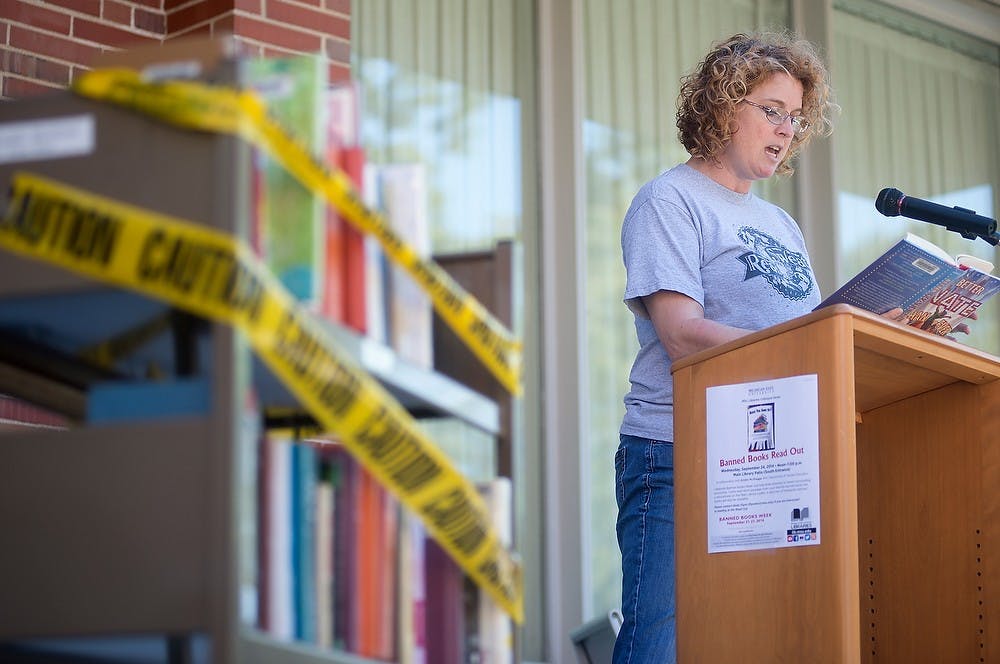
[743,99,810,136]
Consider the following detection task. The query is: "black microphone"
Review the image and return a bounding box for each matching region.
[875,187,998,245]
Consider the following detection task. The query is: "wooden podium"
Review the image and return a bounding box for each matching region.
[672,305,999,663]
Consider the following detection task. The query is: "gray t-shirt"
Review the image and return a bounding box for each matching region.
[620,163,821,441]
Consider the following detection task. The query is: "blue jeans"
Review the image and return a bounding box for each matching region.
[613,434,676,664]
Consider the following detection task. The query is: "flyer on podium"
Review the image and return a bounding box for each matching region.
[705,374,820,554]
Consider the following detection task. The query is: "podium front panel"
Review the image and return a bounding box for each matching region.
[673,308,999,663]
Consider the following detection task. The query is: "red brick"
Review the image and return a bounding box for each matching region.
[324,0,349,14]
[73,17,157,48]
[1,48,32,76]
[1,49,70,84]
[324,35,348,64]
[234,0,261,13]
[10,24,103,65]
[45,0,101,18]
[35,55,71,84]
[231,15,321,52]
[212,14,236,36]
[298,0,321,7]
[0,1,73,35]
[135,8,166,34]
[4,74,63,98]
[266,0,348,39]
[328,60,349,83]
[260,44,299,59]
[132,0,165,9]
[168,0,233,34]
[177,22,213,39]
[103,1,133,27]
[164,0,219,11]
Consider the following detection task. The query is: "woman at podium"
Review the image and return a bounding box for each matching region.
[615,31,837,663]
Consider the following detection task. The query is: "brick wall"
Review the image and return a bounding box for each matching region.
[0,0,352,99]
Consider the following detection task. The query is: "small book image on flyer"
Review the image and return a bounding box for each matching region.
[747,403,775,452]
[815,233,1000,337]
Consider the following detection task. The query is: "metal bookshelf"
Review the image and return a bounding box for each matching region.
[0,82,498,664]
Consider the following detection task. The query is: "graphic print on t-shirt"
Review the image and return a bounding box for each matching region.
[735,227,814,301]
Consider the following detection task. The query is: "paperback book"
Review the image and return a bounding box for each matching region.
[816,233,999,337]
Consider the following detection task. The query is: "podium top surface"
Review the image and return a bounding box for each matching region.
[673,304,1000,412]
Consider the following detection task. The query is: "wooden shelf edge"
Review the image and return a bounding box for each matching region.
[238,629,380,664]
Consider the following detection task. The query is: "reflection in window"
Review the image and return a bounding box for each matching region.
[833,1,999,354]
[581,0,791,619]
[352,1,531,255]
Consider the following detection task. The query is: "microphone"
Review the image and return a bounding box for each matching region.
[875,187,998,245]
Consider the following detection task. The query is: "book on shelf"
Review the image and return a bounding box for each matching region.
[327,442,358,652]
[238,389,262,629]
[377,162,434,369]
[323,81,369,333]
[424,535,469,664]
[291,441,319,643]
[476,477,514,664]
[244,54,327,307]
[0,394,68,431]
[253,448,515,661]
[258,433,295,639]
[313,457,335,650]
[354,455,399,660]
[363,162,391,345]
[397,510,428,664]
[816,232,1000,337]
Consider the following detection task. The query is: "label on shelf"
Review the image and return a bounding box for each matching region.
[0,114,95,166]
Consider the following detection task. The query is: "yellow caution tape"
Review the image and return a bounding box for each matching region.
[70,68,522,396]
[0,171,523,623]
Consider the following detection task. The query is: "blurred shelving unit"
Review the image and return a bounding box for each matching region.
[0,74,499,664]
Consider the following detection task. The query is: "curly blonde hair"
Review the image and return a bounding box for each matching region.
[676,31,837,176]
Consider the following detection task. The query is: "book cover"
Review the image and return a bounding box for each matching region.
[378,486,400,660]
[260,434,294,639]
[314,462,335,649]
[328,444,358,652]
[476,478,514,664]
[816,233,1000,337]
[341,146,370,334]
[363,163,390,345]
[238,389,262,629]
[323,81,367,331]
[377,163,434,369]
[353,463,399,659]
[397,510,428,664]
[0,394,67,431]
[244,54,327,306]
[291,441,318,643]
[424,537,466,664]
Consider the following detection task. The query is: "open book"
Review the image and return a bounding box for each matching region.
[815,233,1000,337]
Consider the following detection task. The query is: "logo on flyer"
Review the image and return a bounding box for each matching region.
[786,505,816,544]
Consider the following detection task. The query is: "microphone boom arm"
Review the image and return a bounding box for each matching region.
[875,187,999,246]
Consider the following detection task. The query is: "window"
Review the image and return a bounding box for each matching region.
[581,0,792,617]
[832,0,1000,354]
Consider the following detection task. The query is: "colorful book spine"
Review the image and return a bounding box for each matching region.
[323,81,368,331]
[376,163,434,368]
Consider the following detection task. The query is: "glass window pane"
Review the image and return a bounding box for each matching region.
[581,0,792,617]
[352,0,532,256]
[832,1,1000,355]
